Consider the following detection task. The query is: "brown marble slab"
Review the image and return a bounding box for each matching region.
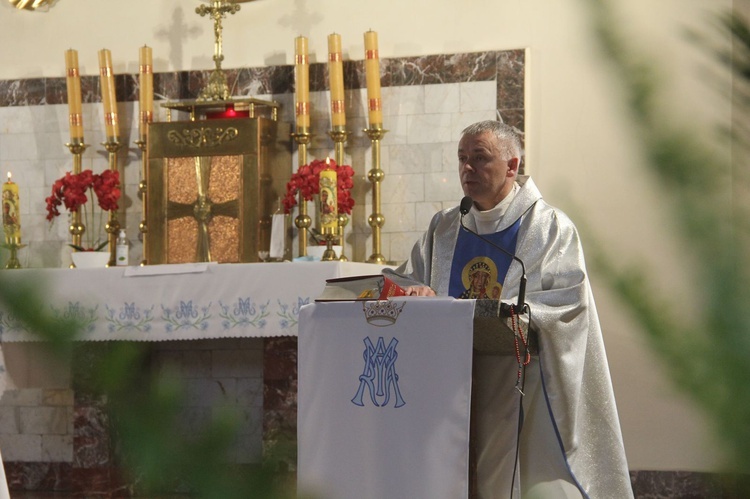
[0,50,527,134]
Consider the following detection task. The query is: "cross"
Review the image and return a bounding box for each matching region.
[167,156,239,262]
[195,0,241,100]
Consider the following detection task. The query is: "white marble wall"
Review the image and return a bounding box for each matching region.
[0,343,73,462]
[0,79,496,269]
[0,339,264,464]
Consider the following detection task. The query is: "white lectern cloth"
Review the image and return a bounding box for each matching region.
[298,298,476,499]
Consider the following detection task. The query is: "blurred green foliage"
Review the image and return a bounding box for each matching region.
[585,0,750,483]
[0,279,293,498]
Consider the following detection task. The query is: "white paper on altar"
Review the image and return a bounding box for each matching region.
[0,261,386,342]
[269,213,286,259]
[298,298,476,499]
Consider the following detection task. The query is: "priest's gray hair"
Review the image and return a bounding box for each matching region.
[461,120,523,162]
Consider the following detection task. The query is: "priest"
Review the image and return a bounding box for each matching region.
[385,120,633,498]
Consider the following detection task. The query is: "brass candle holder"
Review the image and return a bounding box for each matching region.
[65,140,88,250]
[328,126,350,261]
[321,226,338,261]
[102,138,123,266]
[134,138,148,265]
[291,127,312,257]
[364,125,388,264]
[2,240,26,269]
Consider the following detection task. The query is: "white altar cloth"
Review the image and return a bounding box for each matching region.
[0,261,383,342]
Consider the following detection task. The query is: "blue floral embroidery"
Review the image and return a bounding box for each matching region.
[0,310,29,336]
[219,297,269,329]
[277,296,309,330]
[104,303,154,333]
[50,302,98,333]
[161,300,212,331]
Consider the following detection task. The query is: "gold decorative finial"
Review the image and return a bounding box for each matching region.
[195,0,241,101]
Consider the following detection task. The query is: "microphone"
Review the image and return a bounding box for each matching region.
[459,196,527,314]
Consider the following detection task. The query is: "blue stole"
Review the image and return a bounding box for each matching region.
[448,218,522,299]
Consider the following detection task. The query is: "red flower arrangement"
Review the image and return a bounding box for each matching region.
[282,158,355,215]
[45,169,121,251]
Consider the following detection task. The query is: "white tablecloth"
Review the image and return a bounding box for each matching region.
[0,261,385,342]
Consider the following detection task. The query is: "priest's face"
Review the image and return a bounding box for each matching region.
[458,131,518,211]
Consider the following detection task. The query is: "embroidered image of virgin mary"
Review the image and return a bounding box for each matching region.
[458,257,501,299]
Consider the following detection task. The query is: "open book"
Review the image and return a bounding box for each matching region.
[316,274,408,301]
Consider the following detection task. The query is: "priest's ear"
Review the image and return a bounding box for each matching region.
[507,157,520,176]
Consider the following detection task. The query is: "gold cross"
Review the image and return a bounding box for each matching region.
[167,156,239,262]
[195,0,241,100]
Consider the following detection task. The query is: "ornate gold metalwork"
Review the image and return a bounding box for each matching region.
[161,97,280,122]
[162,156,240,262]
[167,126,239,148]
[195,0,241,101]
[147,118,291,264]
[365,126,388,264]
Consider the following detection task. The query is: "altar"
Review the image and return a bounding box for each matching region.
[0,261,381,343]
[0,261,387,494]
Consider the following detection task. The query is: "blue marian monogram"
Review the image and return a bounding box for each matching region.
[351,336,405,408]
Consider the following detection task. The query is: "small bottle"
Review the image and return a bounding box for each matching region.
[115,229,129,266]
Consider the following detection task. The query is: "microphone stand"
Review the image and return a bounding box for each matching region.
[459,197,530,498]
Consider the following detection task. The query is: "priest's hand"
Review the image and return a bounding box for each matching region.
[403,285,436,297]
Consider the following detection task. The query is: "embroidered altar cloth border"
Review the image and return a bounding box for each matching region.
[0,261,385,342]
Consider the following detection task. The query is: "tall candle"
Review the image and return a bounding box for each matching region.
[138,45,154,142]
[98,49,119,139]
[364,30,383,126]
[294,36,310,129]
[319,159,337,232]
[64,49,84,141]
[2,172,21,244]
[327,33,346,128]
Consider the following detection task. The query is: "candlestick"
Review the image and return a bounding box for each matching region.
[365,126,388,264]
[64,49,84,141]
[295,36,310,129]
[327,33,346,128]
[364,30,383,127]
[328,128,350,261]
[2,240,25,269]
[65,141,88,254]
[134,139,148,265]
[291,129,312,257]
[138,45,154,143]
[2,172,21,245]
[98,49,119,139]
[102,139,123,266]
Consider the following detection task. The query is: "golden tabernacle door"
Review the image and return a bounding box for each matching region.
[146,117,291,264]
